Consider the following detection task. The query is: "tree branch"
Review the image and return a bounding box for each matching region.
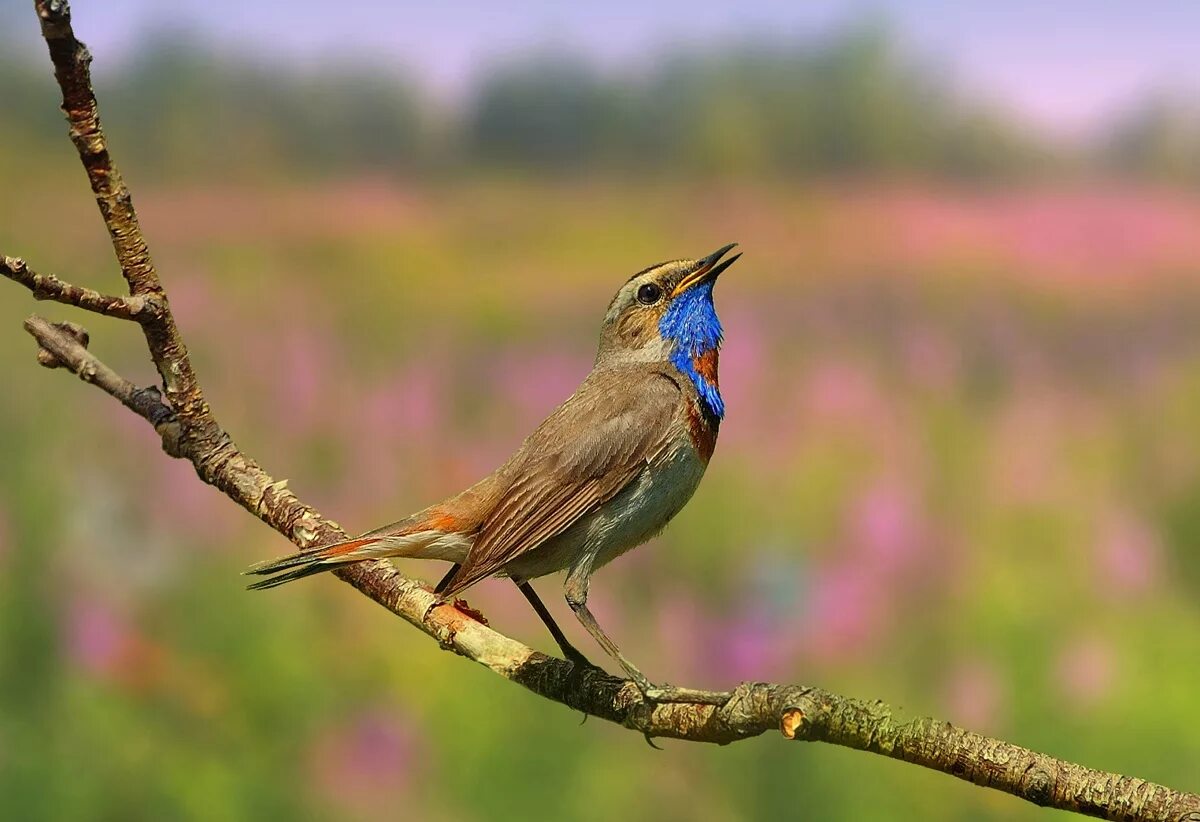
[6,2,1198,820]
[2,256,159,321]
[20,314,181,441]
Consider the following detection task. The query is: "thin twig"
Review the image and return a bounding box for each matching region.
[34,0,157,299]
[5,2,1198,820]
[22,314,182,450]
[2,256,157,321]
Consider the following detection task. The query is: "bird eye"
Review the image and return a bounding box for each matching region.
[636,283,663,305]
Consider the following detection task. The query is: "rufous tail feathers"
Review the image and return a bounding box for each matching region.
[245,513,474,590]
[244,536,384,589]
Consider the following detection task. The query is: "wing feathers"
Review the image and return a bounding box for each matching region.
[441,369,683,596]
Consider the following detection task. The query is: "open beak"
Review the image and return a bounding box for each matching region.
[671,242,741,296]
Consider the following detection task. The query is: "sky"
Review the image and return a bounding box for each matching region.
[5,0,1200,138]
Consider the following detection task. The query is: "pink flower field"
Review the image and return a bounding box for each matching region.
[3,177,1200,819]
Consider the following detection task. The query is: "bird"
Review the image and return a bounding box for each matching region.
[246,243,741,703]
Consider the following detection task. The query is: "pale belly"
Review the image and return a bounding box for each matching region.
[503,442,709,581]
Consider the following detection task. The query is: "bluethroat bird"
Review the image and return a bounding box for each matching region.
[247,243,741,703]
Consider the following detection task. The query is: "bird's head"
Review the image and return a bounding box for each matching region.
[596,243,740,418]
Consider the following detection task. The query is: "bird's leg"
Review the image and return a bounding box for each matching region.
[563,563,731,706]
[432,564,487,623]
[434,563,460,595]
[513,578,594,668]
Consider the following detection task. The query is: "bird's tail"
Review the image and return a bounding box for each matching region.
[245,510,473,590]
[244,536,386,590]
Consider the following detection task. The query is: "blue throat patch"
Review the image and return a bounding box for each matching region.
[658,281,725,419]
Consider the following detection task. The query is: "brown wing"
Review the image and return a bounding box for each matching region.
[441,369,684,596]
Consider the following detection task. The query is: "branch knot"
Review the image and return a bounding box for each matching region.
[38,0,71,23]
[34,319,89,369]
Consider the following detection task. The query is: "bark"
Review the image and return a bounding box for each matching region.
[3,3,1198,819]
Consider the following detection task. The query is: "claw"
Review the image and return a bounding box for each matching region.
[562,649,595,725]
[642,731,663,750]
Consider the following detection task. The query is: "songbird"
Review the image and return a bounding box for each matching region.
[247,243,741,703]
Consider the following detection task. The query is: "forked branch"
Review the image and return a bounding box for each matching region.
[4,3,1198,820]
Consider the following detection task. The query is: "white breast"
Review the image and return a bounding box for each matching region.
[589,443,708,569]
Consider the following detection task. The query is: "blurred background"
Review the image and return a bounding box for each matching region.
[2,2,1200,819]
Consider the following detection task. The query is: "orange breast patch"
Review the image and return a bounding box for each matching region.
[692,349,719,387]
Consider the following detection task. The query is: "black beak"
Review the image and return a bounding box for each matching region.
[672,243,741,296]
[698,242,738,270]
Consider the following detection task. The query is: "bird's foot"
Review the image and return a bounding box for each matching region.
[637,680,733,706]
[558,645,600,725]
[562,644,597,671]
